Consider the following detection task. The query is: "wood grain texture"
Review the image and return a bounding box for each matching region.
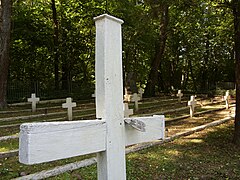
[17,116,233,180]
[19,120,106,164]
[94,14,126,180]
[125,116,165,146]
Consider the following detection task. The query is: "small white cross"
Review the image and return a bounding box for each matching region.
[188,95,196,117]
[27,93,40,112]
[123,103,133,118]
[62,97,76,120]
[138,88,144,100]
[132,93,140,111]
[176,90,183,103]
[224,90,230,109]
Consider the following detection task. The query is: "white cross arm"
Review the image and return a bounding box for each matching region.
[19,120,106,165]
[125,115,165,146]
[19,116,165,165]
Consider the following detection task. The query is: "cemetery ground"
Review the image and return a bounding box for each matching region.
[0,95,239,179]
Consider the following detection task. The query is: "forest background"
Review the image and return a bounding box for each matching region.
[0,0,236,101]
[1,0,240,144]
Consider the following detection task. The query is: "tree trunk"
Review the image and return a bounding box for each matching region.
[233,0,240,145]
[51,0,59,90]
[144,5,169,97]
[0,0,12,108]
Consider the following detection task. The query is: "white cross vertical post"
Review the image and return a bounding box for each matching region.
[188,95,196,118]
[94,14,126,180]
[177,90,183,103]
[132,93,140,111]
[124,103,133,118]
[62,97,76,120]
[224,90,230,109]
[27,93,40,112]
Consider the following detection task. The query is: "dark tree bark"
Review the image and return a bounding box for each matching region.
[51,0,59,90]
[0,0,12,108]
[144,5,169,97]
[233,0,240,145]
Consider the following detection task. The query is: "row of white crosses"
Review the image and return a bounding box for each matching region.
[28,93,132,120]
[19,14,165,180]
[27,93,76,120]
[187,90,230,118]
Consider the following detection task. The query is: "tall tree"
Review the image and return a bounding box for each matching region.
[144,3,169,97]
[0,0,12,108]
[232,0,240,145]
[51,0,60,90]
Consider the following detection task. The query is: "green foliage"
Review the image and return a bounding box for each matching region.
[8,0,236,101]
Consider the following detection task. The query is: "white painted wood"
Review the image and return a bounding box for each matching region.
[94,14,126,180]
[125,116,165,145]
[27,93,40,112]
[132,93,140,111]
[19,14,165,180]
[62,97,76,120]
[224,90,230,109]
[15,158,97,180]
[19,120,106,164]
[188,95,197,117]
[18,116,164,164]
[123,103,133,117]
[17,115,233,180]
[176,90,183,103]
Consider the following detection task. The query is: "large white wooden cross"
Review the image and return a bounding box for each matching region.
[188,95,197,118]
[19,14,165,180]
[62,97,77,120]
[27,93,40,112]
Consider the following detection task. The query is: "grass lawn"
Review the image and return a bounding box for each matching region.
[49,120,240,180]
[0,120,239,179]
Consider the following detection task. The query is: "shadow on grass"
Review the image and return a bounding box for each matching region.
[125,120,240,180]
[1,121,240,180]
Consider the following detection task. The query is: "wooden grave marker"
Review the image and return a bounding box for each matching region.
[224,90,230,109]
[62,97,77,120]
[123,103,133,118]
[27,93,40,112]
[131,93,140,111]
[19,14,165,180]
[188,95,196,118]
[177,90,183,103]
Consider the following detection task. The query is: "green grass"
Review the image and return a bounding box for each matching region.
[0,97,238,179]
[0,118,239,179]
[0,139,18,152]
[49,121,240,179]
